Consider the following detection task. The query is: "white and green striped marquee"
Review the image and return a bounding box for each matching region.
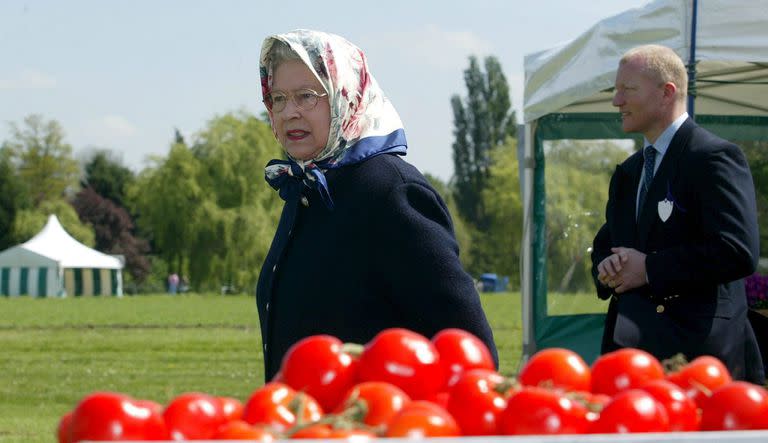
[0,215,123,297]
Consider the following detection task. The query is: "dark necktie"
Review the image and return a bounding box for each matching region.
[638,145,656,213]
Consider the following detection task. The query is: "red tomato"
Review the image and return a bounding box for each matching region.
[590,348,664,396]
[291,424,376,440]
[583,392,611,422]
[589,389,670,434]
[640,379,699,431]
[135,398,164,414]
[447,369,511,435]
[335,381,411,426]
[213,420,275,441]
[519,347,591,392]
[70,392,167,442]
[567,391,611,422]
[133,399,168,440]
[218,396,244,422]
[499,386,589,435]
[280,334,359,411]
[700,381,768,430]
[385,400,460,438]
[666,355,732,407]
[163,392,227,440]
[290,424,334,439]
[357,328,445,400]
[328,429,376,439]
[56,411,73,443]
[424,391,450,409]
[432,328,495,388]
[241,382,323,432]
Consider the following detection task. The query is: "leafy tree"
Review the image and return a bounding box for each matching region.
[1,115,80,206]
[127,111,283,291]
[187,111,284,290]
[77,149,150,282]
[128,141,203,281]
[11,199,95,246]
[82,150,135,208]
[191,111,281,210]
[474,138,523,286]
[0,149,30,249]
[738,141,768,260]
[544,139,632,175]
[73,187,151,282]
[545,140,630,292]
[450,56,517,228]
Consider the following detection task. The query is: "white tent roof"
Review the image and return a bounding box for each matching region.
[523,0,768,123]
[0,215,123,269]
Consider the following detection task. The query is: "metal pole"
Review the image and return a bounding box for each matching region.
[687,0,698,118]
[520,123,536,365]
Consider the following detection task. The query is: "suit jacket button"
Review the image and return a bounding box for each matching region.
[656,304,665,313]
[301,196,309,207]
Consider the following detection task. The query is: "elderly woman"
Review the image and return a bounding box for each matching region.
[256,29,497,381]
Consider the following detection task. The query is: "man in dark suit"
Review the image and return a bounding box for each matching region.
[591,44,765,383]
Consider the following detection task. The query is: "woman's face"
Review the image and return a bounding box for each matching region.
[270,59,331,161]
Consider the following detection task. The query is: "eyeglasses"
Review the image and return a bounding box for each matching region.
[264,88,328,113]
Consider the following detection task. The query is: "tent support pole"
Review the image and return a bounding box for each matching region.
[687,0,699,118]
[520,123,536,365]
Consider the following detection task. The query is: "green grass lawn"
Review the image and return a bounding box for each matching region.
[547,291,609,316]
[0,292,524,442]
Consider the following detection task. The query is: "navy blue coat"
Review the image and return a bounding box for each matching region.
[592,118,764,383]
[256,153,498,381]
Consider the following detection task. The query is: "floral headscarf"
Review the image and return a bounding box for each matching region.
[260,29,407,209]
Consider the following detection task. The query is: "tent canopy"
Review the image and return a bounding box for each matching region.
[520,0,768,363]
[0,215,123,297]
[0,214,122,269]
[524,0,768,123]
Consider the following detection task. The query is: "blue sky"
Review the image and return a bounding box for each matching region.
[1,0,649,181]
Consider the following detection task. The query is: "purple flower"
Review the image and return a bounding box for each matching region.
[745,273,768,309]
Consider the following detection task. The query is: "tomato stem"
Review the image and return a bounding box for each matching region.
[341,342,365,357]
[661,353,689,374]
[495,376,520,395]
[338,398,369,423]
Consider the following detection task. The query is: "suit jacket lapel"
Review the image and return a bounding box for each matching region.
[613,155,642,248]
[636,118,695,249]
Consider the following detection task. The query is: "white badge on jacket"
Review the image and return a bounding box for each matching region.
[658,198,673,222]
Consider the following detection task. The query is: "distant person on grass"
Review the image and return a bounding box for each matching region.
[168,273,179,295]
[591,44,764,383]
[255,29,497,381]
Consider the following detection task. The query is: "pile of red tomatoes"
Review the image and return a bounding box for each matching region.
[58,327,768,441]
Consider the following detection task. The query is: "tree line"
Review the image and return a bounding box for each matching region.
[1,112,285,293]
